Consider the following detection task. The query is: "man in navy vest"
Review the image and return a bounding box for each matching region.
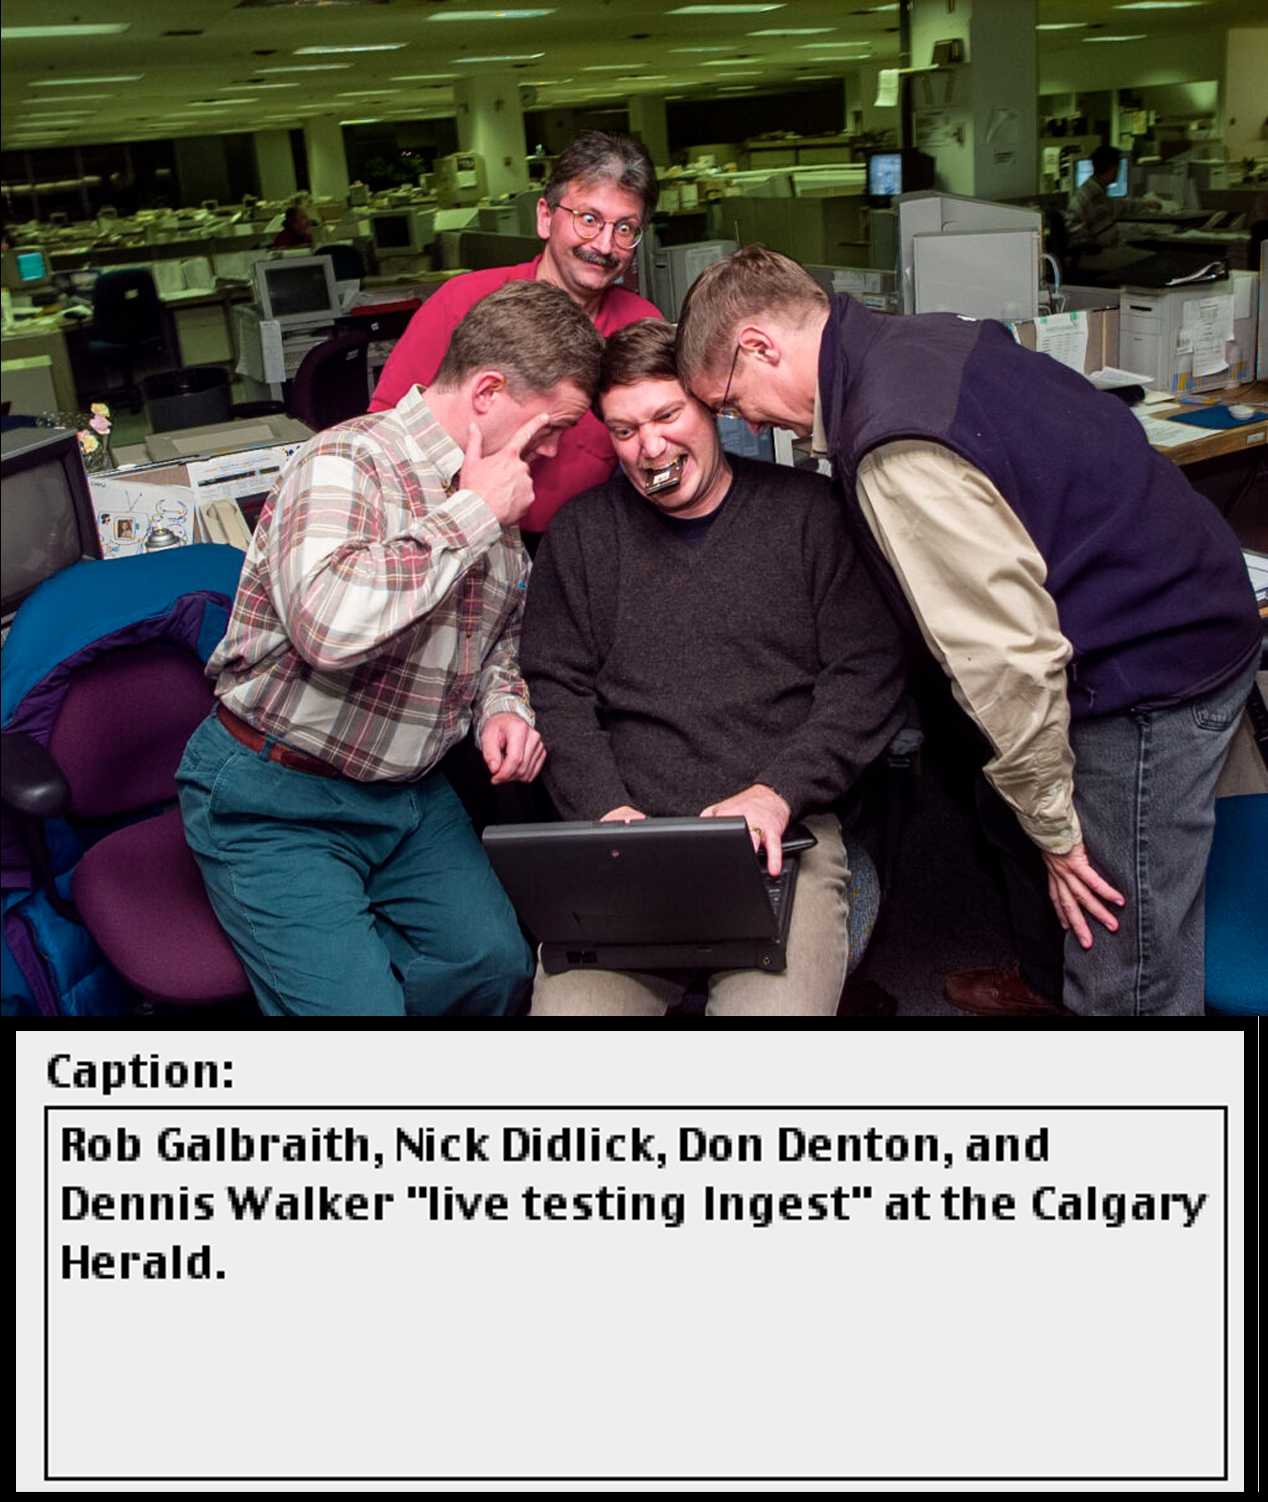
[676,245,1260,1018]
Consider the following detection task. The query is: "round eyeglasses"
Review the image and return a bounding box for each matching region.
[554,202,644,251]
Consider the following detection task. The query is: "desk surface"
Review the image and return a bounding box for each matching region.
[1149,382,1268,466]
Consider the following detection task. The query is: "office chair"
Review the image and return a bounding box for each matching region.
[288,327,372,433]
[1,545,252,1015]
[83,267,168,413]
[315,241,367,284]
[1205,680,1268,1015]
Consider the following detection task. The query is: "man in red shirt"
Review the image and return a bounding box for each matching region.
[371,131,661,546]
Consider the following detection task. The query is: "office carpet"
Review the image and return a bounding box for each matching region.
[852,748,1016,1018]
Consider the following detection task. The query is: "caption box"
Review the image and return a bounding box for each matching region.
[46,1103,1227,1482]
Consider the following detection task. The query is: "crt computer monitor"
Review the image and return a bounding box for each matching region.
[1074,156,1129,198]
[370,208,433,258]
[252,255,340,327]
[2,247,52,294]
[865,148,935,204]
[1,426,103,623]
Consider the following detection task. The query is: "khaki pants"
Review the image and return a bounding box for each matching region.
[530,813,850,1017]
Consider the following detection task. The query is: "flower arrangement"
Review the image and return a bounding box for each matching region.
[78,403,113,466]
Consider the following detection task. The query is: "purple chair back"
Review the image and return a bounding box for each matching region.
[289,328,371,433]
[48,640,214,818]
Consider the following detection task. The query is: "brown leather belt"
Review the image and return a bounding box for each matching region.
[216,704,341,779]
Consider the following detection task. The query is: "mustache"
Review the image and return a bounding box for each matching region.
[572,246,621,271]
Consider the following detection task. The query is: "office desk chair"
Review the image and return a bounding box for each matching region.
[83,267,167,413]
[316,241,367,284]
[1,546,252,1016]
[289,327,372,433]
[1205,679,1268,1015]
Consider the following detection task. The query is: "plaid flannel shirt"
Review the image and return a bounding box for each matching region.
[209,385,532,782]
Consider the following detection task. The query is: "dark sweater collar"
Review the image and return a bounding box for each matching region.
[818,294,887,451]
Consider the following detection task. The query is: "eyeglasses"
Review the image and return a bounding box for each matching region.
[711,342,743,420]
[553,202,644,251]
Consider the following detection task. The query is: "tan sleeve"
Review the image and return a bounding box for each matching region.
[856,439,1082,853]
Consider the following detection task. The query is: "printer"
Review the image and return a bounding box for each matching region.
[1119,270,1259,394]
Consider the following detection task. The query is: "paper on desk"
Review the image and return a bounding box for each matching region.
[185,445,301,505]
[1032,311,1089,373]
[1245,550,1268,607]
[1134,412,1201,447]
[88,476,196,558]
[1088,368,1171,401]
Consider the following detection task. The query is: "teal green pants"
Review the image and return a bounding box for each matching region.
[177,713,532,1017]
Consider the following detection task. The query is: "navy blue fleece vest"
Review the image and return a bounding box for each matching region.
[820,296,1259,719]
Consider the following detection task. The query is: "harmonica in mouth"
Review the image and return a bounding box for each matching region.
[644,457,685,495]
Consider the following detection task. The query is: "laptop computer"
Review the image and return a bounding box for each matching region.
[482,816,813,975]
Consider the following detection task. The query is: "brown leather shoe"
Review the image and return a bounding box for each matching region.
[944,961,1071,1016]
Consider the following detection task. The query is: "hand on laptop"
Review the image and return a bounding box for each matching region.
[601,806,646,822]
[480,712,545,784]
[701,784,791,878]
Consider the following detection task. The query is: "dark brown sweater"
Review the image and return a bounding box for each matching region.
[520,455,906,821]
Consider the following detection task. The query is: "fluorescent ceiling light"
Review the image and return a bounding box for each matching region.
[798,42,872,49]
[188,99,257,106]
[1,24,130,39]
[670,46,734,52]
[1116,2,1203,8]
[393,74,460,80]
[703,59,763,66]
[21,92,113,100]
[244,83,302,90]
[748,27,834,35]
[30,75,143,86]
[294,44,406,53]
[428,8,555,18]
[1083,33,1147,41]
[336,90,401,96]
[583,64,637,71]
[1037,21,1087,27]
[258,65,352,72]
[667,5,785,13]
[453,52,545,62]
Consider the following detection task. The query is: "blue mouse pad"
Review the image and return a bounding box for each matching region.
[1170,405,1263,429]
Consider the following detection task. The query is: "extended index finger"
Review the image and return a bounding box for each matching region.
[511,411,551,456]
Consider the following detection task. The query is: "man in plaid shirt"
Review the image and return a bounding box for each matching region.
[177,281,602,1016]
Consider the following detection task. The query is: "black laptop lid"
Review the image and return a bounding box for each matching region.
[483,816,784,945]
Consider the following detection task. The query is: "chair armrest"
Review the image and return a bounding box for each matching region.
[0,732,72,818]
[0,732,79,923]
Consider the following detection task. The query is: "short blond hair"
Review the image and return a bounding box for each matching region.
[676,244,827,385]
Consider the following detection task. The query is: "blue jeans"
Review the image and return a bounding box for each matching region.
[177,714,532,1018]
[1063,657,1258,1016]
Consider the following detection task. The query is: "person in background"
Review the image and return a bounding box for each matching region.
[675,245,1260,1019]
[521,320,906,1016]
[370,130,662,550]
[1064,145,1160,268]
[176,281,603,1018]
[272,204,312,249]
